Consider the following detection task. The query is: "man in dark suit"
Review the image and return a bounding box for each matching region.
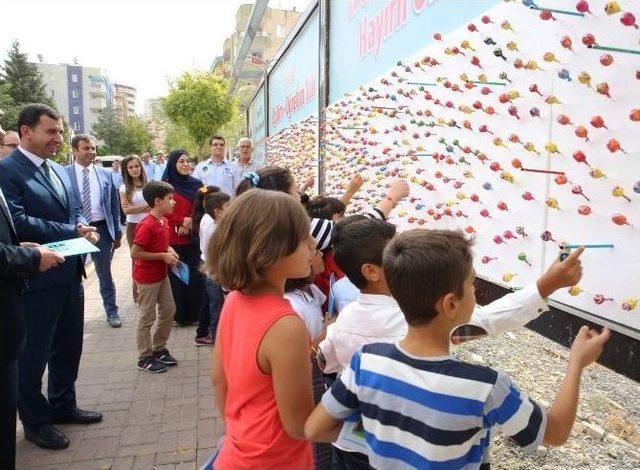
[0,125,65,469]
[0,104,102,450]
[66,135,123,327]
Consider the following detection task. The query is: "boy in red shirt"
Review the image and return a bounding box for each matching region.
[131,181,180,373]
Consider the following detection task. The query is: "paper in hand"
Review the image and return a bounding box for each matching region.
[171,260,190,285]
[43,237,100,257]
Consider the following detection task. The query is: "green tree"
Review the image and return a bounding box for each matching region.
[163,72,236,151]
[0,40,54,107]
[92,105,123,154]
[164,121,201,157]
[0,82,19,130]
[120,116,154,155]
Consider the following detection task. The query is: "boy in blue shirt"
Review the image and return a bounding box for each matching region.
[306,229,610,469]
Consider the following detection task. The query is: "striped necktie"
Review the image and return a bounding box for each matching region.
[81,167,92,221]
[41,160,66,204]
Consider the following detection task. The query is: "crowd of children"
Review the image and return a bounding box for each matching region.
[125,160,610,470]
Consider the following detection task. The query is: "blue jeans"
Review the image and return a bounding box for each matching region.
[90,222,118,318]
[197,277,224,339]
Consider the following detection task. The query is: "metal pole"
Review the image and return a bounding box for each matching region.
[317,0,330,195]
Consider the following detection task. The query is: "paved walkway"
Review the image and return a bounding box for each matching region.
[16,245,221,469]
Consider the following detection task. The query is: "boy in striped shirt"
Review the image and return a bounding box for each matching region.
[305,229,610,469]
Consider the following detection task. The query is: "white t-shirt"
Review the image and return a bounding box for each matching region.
[119,184,147,224]
[284,284,326,341]
[199,214,216,262]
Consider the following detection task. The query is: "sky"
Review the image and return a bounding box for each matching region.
[0,0,311,113]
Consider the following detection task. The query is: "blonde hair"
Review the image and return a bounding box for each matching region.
[206,189,310,291]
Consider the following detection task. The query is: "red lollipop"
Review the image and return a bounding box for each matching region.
[540,10,556,21]
[631,109,640,122]
[607,138,625,154]
[433,32,442,41]
[575,125,589,141]
[470,193,480,202]
[529,84,543,96]
[590,115,607,129]
[508,106,520,119]
[480,208,492,218]
[582,33,597,47]
[596,82,611,98]
[499,93,511,104]
[465,226,476,234]
[481,87,492,95]
[600,54,614,66]
[481,15,492,24]
[576,1,591,14]
[497,201,509,211]
[555,174,568,185]
[511,158,522,169]
[578,205,592,215]
[557,114,572,126]
[522,191,534,201]
[560,36,573,51]
[572,150,590,166]
[612,213,630,226]
[471,56,483,68]
[467,23,478,32]
[621,12,638,29]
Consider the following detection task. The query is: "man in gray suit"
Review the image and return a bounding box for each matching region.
[66,135,123,327]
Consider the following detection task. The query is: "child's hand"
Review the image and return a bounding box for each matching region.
[162,252,180,266]
[386,180,410,203]
[302,176,315,191]
[569,326,610,369]
[346,174,365,193]
[536,246,584,298]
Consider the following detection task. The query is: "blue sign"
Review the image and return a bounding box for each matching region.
[268,9,319,135]
[329,0,499,104]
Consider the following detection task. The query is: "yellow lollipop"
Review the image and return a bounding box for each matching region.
[545,141,560,154]
[502,273,517,283]
[577,72,592,87]
[461,40,476,51]
[590,168,606,179]
[545,95,561,105]
[459,73,470,82]
[612,186,631,202]
[416,145,425,151]
[622,298,638,311]
[527,60,542,70]
[568,286,583,296]
[506,41,519,51]
[500,171,515,183]
[494,138,508,148]
[463,171,475,179]
[543,52,560,63]
[456,192,467,200]
[501,20,514,31]
[398,210,407,217]
[477,74,488,83]
[508,90,520,100]
[444,47,454,55]
[460,106,474,114]
[524,142,540,154]
[546,197,560,210]
[605,1,621,15]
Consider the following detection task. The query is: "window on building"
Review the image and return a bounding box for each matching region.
[73,122,80,131]
[71,89,79,99]
[276,24,286,37]
[72,106,80,115]
[71,73,79,83]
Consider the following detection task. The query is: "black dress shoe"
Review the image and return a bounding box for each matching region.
[24,424,70,450]
[52,408,103,425]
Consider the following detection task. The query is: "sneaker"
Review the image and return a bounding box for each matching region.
[195,335,214,347]
[107,314,122,328]
[137,357,167,373]
[154,349,178,366]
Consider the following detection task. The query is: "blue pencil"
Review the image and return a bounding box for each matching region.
[566,244,614,249]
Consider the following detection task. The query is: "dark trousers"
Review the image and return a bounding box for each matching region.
[17,281,84,427]
[169,244,204,325]
[331,447,371,470]
[90,222,118,317]
[196,277,224,339]
[0,360,18,470]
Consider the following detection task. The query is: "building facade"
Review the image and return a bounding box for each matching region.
[35,62,115,134]
[218,5,301,84]
[114,83,137,124]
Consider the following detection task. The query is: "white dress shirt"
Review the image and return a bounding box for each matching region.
[193,159,241,196]
[199,214,216,262]
[74,162,105,222]
[19,145,66,202]
[331,277,360,313]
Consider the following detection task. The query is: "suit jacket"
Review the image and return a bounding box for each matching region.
[0,149,87,292]
[0,189,40,364]
[65,164,122,242]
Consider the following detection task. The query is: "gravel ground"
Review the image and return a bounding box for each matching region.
[454,328,640,469]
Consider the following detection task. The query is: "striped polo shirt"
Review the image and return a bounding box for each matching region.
[322,342,546,469]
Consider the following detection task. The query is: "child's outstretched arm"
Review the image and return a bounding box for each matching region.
[375,179,409,219]
[340,175,365,208]
[260,315,315,440]
[544,326,610,446]
[470,247,584,336]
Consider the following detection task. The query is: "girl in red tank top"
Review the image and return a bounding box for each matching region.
[204,188,316,469]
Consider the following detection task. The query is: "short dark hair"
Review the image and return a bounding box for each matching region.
[71,134,95,149]
[204,192,231,219]
[210,134,225,145]
[333,218,396,289]
[235,166,294,196]
[305,196,346,220]
[383,230,474,326]
[142,181,174,207]
[17,103,62,138]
